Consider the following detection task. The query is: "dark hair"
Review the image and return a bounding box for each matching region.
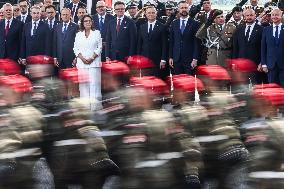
[45,4,55,11]
[114,1,125,7]
[77,6,87,12]
[79,14,94,31]
[19,0,29,5]
[178,0,187,6]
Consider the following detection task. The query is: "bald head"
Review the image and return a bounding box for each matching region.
[271,8,283,25]
[243,8,256,24]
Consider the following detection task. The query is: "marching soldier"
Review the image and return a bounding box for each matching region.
[0,74,50,188]
[117,77,203,189]
[196,10,236,67]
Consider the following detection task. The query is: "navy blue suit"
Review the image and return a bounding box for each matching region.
[16,14,32,24]
[169,18,200,75]
[261,24,284,86]
[65,1,86,24]
[105,16,137,61]
[0,19,23,61]
[20,21,51,59]
[233,24,266,84]
[137,21,168,78]
[93,13,114,61]
[53,22,78,68]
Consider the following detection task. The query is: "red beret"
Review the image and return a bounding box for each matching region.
[0,74,32,92]
[127,55,154,69]
[26,55,54,65]
[197,65,231,80]
[59,68,89,83]
[130,76,169,95]
[227,58,257,72]
[102,61,130,75]
[168,74,204,92]
[253,83,280,90]
[253,87,284,105]
[0,59,21,75]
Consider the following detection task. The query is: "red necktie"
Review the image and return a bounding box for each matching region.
[5,20,10,36]
[116,18,121,33]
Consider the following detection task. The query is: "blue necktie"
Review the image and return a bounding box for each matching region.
[99,17,104,31]
[275,25,279,45]
[181,20,186,34]
[32,22,37,36]
[63,23,67,34]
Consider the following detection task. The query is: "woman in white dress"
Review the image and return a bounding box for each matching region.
[73,14,102,110]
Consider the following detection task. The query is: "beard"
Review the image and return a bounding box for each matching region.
[180,11,188,17]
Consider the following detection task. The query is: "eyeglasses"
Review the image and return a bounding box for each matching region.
[83,20,92,23]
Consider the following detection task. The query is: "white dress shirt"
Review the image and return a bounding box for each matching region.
[180,16,189,29]
[74,30,102,68]
[148,20,156,33]
[62,21,70,32]
[245,22,256,41]
[31,20,40,36]
[20,12,28,22]
[98,14,106,23]
[117,16,124,24]
[5,18,13,28]
[273,23,282,38]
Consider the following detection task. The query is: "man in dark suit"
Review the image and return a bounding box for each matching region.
[261,8,284,87]
[0,3,23,61]
[93,0,114,61]
[65,0,86,24]
[45,5,60,30]
[169,1,200,75]
[16,0,32,23]
[233,8,265,84]
[76,6,87,25]
[53,8,78,69]
[19,5,51,65]
[106,1,137,62]
[137,6,167,78]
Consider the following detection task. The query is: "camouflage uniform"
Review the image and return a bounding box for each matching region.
[115,108,202,189]
[196,23,236,67]
[0,103,45,189]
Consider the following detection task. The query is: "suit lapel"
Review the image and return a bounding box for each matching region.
[279,25,284,40]
[7,19,16,36]
[248,25,258,42]
[117,17,126,37]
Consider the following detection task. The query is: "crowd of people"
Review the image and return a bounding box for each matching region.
[1,0,284,188]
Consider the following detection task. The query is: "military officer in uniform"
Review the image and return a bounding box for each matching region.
[228,6,245,27]
[196,10,236,67]
[126,1,139,21]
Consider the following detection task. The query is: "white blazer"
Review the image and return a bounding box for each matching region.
[73,30,102,68]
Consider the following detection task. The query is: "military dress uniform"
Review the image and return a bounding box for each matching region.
[196,22,236,67]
